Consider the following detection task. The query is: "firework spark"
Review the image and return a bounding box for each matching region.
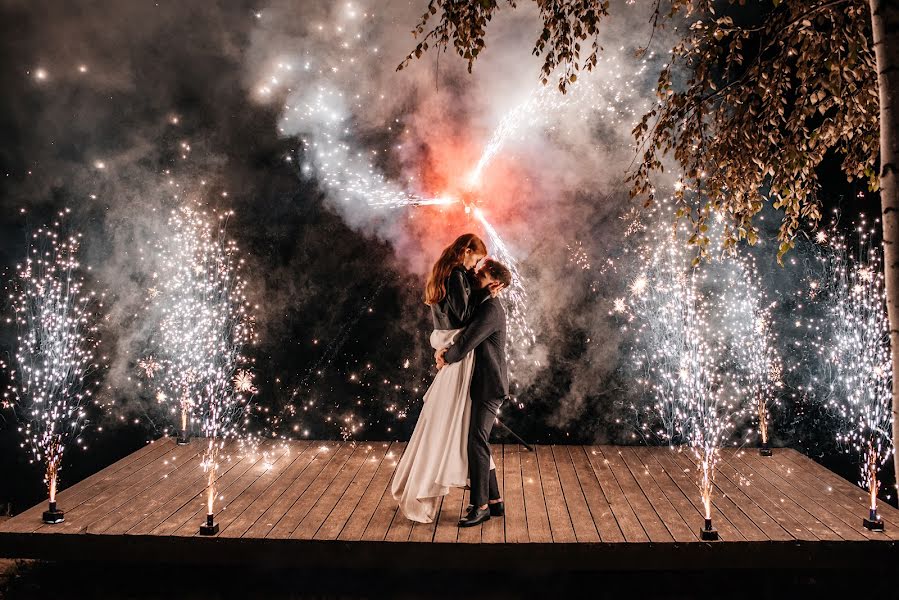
[233,369,258,394]
[138,355,162,379]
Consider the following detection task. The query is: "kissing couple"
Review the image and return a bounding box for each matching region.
[391,233,512,527]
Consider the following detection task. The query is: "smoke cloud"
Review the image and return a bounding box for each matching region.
[1,0,815,453]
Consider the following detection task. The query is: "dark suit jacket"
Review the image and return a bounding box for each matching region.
[443,296,508,406]
[430,267,488,330]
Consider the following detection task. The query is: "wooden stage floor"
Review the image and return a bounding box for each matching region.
[1,439,897,571]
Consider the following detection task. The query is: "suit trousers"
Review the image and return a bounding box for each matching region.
[468,397,502,507]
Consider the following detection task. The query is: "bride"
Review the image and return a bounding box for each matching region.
[390,233,502,523]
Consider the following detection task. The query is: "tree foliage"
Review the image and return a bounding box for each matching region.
[402,0,879,262]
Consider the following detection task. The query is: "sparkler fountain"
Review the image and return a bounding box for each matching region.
[4,212,105,524]
[148,204,257,535]
[623,209,748,541]
[812,218,893,531]
[720,255,782,456]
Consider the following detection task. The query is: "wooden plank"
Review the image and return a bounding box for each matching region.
[128,441,268,536]
[408,499,442,543]
[221,442,323,539]
[314,442,390,540]
[712,450,818,541]
[338,442,402,541]
[87,448,207,534]
[43,441,201,534]
[662,448,753,542]
[360,446,406,542]
[502,444,527,543]
[566,446,624,543]
[732,451,878,539]
[291,443,370,539]
[481,445,506,544]
[654,446,792,542]
[150,440,292,536]
[723,450,850,541]
[2,439,175,533]
[520,444,552,543]
[243,441,341,538]
[432,485,465,543]
[775,449,899,535]
[630,447,709,541]
[186,441,290,537]
[385,501,415,542]
[535,446,577,543]
[165,446,269,536]
[580,447,646,542]
[741,453,896,540]
[210,442,301,537]
[549,445,599,543]
[266,442,355,539]
[53,440,170,508]
[593,447,671,543]
[619,447,697,542]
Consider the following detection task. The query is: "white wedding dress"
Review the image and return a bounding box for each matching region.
[391,328,494,523]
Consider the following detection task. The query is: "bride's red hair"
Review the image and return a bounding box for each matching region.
[424,233,488,305]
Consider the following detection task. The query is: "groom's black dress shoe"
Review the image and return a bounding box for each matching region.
[466,502,504,517]
[459,506,490,527]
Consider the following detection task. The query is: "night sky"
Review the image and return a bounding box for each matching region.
[0,1,884,511]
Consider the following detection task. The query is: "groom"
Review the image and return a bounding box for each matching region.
[436,259,513,527]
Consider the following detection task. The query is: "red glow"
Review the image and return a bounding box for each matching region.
[399,132,535,272]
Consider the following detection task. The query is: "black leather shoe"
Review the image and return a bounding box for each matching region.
[459,506,490,527]
[466,501,504,517]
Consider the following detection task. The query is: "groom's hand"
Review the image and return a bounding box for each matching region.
[435,347,447,370]
[487,281,506,298]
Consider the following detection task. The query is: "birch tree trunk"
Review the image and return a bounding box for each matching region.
[871,0,899,489]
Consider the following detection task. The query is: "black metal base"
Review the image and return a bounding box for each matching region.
[199,514,219,535]
[42,501,64,524]
[176,432,190,445]
[863,517,884,531]
[700,518,719,541]
[199,522,219,535]
[759,441,772,456]
[864,508,885,531]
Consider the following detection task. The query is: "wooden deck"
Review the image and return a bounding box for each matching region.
[1,439,897,571]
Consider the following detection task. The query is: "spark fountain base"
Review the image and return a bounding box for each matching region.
[759,441,772,457]
[42,501,65,524]
[863,508,885,532]
[700,518,719,541]
[199,513,219,536]
[176,431,190,445]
